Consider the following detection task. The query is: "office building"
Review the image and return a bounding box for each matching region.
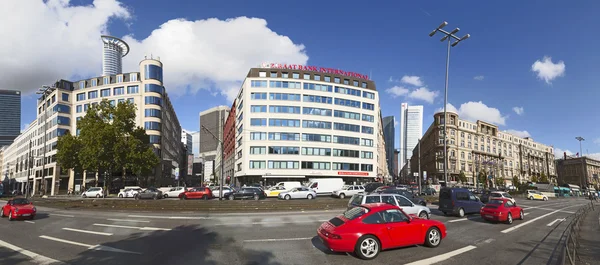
[1,39,183,195]
[199,106,230,183]
[376,110,390,182]
[408,111,556,188]
[230,64,380,185]
[0,90,21,147]
[556,155,600,191]
[223,100,237,185]
[101,35,129,76]
[382,116,395,176]
[182,129,193,155]
[400,103,423,178]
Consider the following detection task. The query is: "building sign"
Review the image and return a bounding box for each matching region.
[337,171,369,176]
[187,155,193,175]
[260,63,369,80]
[423,171,427,180]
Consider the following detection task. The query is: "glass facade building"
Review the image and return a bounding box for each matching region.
[0,90,21,147]
[400,103,423,178]
[382,116,395,177]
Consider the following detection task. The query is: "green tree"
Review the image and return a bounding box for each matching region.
[495,177,505,188]
[126,127,160,187]
[458,171,467,183]
[478,170,488,189]
[512,176,520,189]
[531,174,539,183]
[56,133,83,173]
[540,172,548,183]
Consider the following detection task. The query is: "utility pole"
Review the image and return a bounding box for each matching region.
[576,136,586,190]
[418,138,422,194]
[27,139,32,199]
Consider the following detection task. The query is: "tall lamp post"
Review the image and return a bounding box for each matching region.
[36,84,56,195]
[429,22,470,185]
[575,136,586,190]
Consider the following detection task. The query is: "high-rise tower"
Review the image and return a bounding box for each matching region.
[101,35,129,76]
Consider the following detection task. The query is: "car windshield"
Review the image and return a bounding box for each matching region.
[88,188,100,191]
[12,198,30,205]
[487,199,503,205]
[343,207,369,220]
[502,192,512,198]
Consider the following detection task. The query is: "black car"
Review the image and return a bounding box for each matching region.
[225,187,266,200]
[379,189,427,206]
[135,187,163,200]
[364,182,385,193]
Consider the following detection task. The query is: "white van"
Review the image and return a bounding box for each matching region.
[273,181,302,191]
[307,178,344,196]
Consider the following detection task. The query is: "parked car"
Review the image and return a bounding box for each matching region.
[179,187,213,200]
[526,190,548,201]
[1,198,37,221]
[379,189,427,206]
[480,198,524,224]
[278,187,317,200]
[421,188,437,196]
[364,182,385,193]
[264,186,287,197]
[438,187,484,217]
[272,181,302,191]
[225,187,266,200]
[348,193,431,219]
[306,178,344,196]
[163,187,186,198]
[490,191,516,204]
[118,188,141,198]
[82,187,104,198]
[210,186,234,198]
[135,187,163,200]
[317,203,446,260]
[332,185,365,199]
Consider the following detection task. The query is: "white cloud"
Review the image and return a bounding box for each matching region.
[436,101,507,125]
[504,129,531,138]
[473,75,484,81]
[0,0,308,102]
[400,75,423,87]
[512,106,524,115]
[554,147,574,158]
[385,86,409,98]
[388,76,394,82]
[408,87,439,104]
[531,56,565,84]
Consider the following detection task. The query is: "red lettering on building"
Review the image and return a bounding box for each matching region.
[263,63,369,80]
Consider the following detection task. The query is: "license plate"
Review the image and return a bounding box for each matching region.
[485,215,493,218]
[22,214,31,217]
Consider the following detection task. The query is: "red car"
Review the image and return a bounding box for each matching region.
[317,203,446,260]
[480,198,524,224]
[179,187,213,200]
[1,198,37,221]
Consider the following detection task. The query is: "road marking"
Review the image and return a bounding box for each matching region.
[128,214,209,220]
[50,214,74,218]
[243,237,313,243]
[0,239,64,265]
[39,235,139,254]
[501,206,572,233]
[404,245,477,265]
[62,228,113,236]
[216,219,330,226]
[546,218,566,227]
[448,216,481,223]
[106,219,150,223]
[25,220,35,224]
[522,207,575,214]
[93,223,172,231]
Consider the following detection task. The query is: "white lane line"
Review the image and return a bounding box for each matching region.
[128,214,209,220]
[0,239,64,265]
[404,245,477,265]
[448,217,481,223]
[546,218,566,227]
[106,219,150,223]
[502,206,573,233]
[40,235,92,248]
[50,214,74,218]
[522,207,575,214]
[93,223,172,231]
[39,235,139,254]
[216,219,330,226]
[25,220,35,224]
[62,228,113,236]
[243,237,313,243]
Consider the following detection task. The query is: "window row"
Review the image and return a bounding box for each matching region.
[76,86,139,101]
[248,92,374,111]
[248,160,372,171]
[258,72,369,89]
[77,74,138,89]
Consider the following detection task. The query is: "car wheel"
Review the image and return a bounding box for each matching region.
[285,195,291,200]
[419,211,429,219]
[254,194,259,200]
[118,194,123,198]
[339,193,345,199]
[355,235,380,260]
[529,196,534,200]
[458,208,465,218]
[202,195,208,200]
[153,195,157,200]
[82,194,87,198]
[424,227,442,248]
[164,194,169,198]
[507,213,513,224]
[519,210,524,220]
[96,194,100,198]
[134,195,139,200]
[8,211,13,221]
[0,209,4,218]
[307,194,313,200]
[229,195,234,200]
[543,197,548,201]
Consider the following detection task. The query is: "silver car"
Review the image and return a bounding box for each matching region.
[278,187,317,200]
[348,193,431,219]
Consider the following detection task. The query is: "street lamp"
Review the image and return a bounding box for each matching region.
[36,84,56,195]
[429,21,470,185]
[575,136,586,190]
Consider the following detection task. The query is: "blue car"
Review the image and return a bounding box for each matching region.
[438,187,484,217]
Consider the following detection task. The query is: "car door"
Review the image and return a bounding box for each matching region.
[2,201,10,215]
[467,193,481,213]
[381,209,421,247]
[505,200,518,216]
[395,195,417,215]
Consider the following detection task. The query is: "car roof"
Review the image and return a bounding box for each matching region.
[489,198,510,202]
[441,187,469,192]
[361,203,398,211]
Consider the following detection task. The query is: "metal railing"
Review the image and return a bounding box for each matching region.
[562,201,595,265]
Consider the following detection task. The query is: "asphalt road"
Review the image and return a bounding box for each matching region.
[0,197,593,265]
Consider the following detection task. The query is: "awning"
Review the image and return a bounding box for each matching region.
[262,175,306,179]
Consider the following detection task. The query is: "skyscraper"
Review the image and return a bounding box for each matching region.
[199,106,230,182]
[0,89,21,147]
[181,129,193,155]
[382,116,395,177]
[400,103,423,178]
[101,35,129,76]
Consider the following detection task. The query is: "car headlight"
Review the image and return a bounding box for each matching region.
[33,207,37,212]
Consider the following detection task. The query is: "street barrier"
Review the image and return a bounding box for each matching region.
[561,201,594,265]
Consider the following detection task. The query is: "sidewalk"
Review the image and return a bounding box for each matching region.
[576,202,600,265]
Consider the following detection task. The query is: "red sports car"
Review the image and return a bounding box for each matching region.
[480,198,524,224]
[317,203,447,260]
[1,198,37,221]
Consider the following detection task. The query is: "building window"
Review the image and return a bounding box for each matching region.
[335,86,361,97]
[324,76,331,82]
[76,105,82,113]
[149,135,161,144]
[343,79,349,85]
[282,72,289,78]
[362,91,375,99]
[127,86,139,94]
[88,91,98,99]
[334,123,360,133]
[259,71,267,77]
[101,88,110,97]
[302,120,332,129]
[130,73,137,81]
[361,126,374,134]
[361,151,373,159]
[302,133,331,142]
[361,164,373,172]
[333,149,360,158]
[250,118,267,126]
[362,114,374,122]
[333,162,359,171]
[145,84,163,94]
[303,95,332,104]
[303,74,310,80]
[269,81,301,89]
[76,93,85,101]
[251,80,268,87]
[292,73,300,79]
[303,107,332,116]
[144,121,161,131]
[270,72,277,78]
[269,93,301,101]
[268,161,299,169]
[304,83,333,92]
[314,75,321,81]
[109,100,115,106]
[249,161,266,169]
[361,138,374,147]
[127,98,134,103]
[113,87,124,96]
[270,106,300,114]
[117,75,123,83]
[103,77,110,84]
[144,96,162,106]
[268,132,300,141]
[144,109,161,117]
[250,146,266,155]
[333,135,360,145]
[61,93,69,102]
[468,153,472,160]
[84,104,90,111]
[250,132,267,140]
[268,119,300,127]
[334,77,340,83]
[144,64,163,81]
[301,161,331,170]
[251,92,267,100]
[251,105,267,113]
[361,82,367,88]
[334,98,361,108]
[268,146,299,155]
[79,81,86,89]
[353,80,359,87]
[302,147,331,156]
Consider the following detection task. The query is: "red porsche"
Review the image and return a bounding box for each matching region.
[317,203,447,260]
[1,198,37,221]
[480,198,524,224]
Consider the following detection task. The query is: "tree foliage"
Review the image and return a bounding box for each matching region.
[531,174,540,183]
[458,171,467,183]
[56,100,159,192]
[512,176,520,188]
[478,170,488,189]
[540,172,548,183]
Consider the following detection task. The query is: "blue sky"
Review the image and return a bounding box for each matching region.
[9,0,600,157]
